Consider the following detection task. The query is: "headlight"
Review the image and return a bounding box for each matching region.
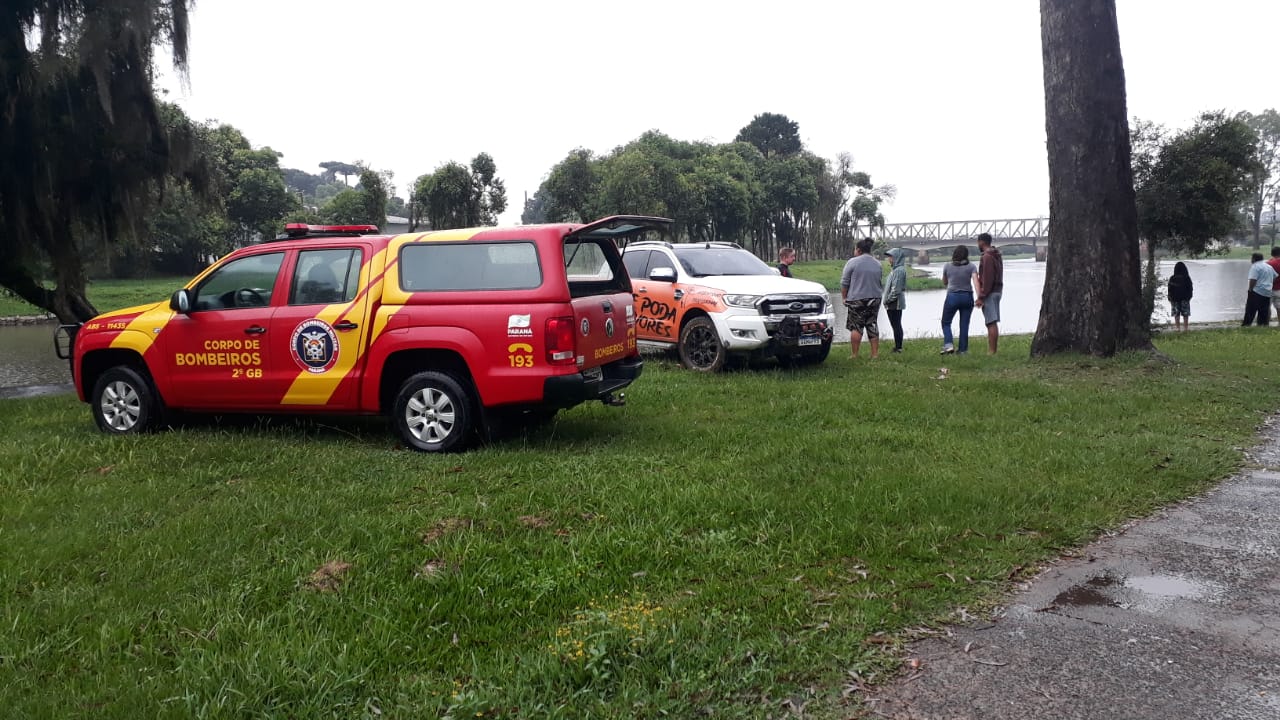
[821,293,832,314]
[723,294,761,308]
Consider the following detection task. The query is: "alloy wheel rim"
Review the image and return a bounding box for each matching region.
[406,388,456,443]
[101,381,141,431]
[688,326,718,368]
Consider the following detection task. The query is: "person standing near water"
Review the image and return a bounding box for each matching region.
[840,239,883,360]
[1243,253,1277,327]
[1166,261,1193,332]
[939,245,977,354]
[974,233,1004,354]
[882,248,909,353]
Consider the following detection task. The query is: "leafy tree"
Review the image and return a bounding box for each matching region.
[469,153,508,225]
[319,161,361,184]
[411,162,474,230]
[521,188,550,225]
[543,149,600,222]
[735,112,803,158]
[1032,0,1151,357]
[228,166,297,243]
[1241,109,1280,249]
[386,195,408,218]
[320,190,368,225]
[1136,112,1258,260]
[0,0,206,322]
[283,168,323,198]
[356,168,389,230]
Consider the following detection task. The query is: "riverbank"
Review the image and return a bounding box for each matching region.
[791,259,944,292]
[0,276,187,319]
[2,329,1277,717]
[0,314,56,326]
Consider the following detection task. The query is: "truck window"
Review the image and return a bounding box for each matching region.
[193,252,285,310]
[291,248,361,305]
[399,241,541,292]
[565,239,629,298]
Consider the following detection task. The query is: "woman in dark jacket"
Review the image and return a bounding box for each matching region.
[1167,261,1193,332]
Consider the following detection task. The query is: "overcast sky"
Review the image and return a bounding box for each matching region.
[156,0,1279,226]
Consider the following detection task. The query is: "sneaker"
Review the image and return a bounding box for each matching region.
[941,344,955,355]
[892,348,903,354]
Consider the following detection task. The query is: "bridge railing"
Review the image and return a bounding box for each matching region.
[871,218,1048,245]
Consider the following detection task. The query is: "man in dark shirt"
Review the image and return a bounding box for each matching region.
[777,247,796,277]
[974,233,1004,355]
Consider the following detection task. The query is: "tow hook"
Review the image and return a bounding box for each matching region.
[602,392,626,407]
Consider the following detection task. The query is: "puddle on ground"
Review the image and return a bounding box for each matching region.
[1052,574,1121,607]
[1124,574,1216,600]
[1051,572,1224,611]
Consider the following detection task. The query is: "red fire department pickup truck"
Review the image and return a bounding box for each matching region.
[56,216,668,451]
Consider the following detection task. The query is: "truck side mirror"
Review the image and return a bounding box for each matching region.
[648,267,677,283]
[169,289,192,314]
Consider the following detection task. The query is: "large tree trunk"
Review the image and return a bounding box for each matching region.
[1031,0,1152,357]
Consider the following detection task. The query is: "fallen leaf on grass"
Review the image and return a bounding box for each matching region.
[96,465,114,475]
[304,560,352,592]
[517,514,551,529]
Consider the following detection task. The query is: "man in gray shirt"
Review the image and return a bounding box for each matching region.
[840,238,884,359]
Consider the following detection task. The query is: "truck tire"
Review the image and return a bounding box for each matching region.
[393,371,476,452]
[678,316,727,372]
[91,366,161,434]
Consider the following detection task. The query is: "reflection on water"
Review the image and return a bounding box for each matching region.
[0,258,1260,389]
[833,257,1252,343]
[0,324,72,388]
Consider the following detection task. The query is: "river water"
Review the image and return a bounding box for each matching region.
[0,258,1258,389]
[832,257,1252,344]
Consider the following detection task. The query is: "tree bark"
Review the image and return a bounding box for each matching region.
[1031,0,1152,356]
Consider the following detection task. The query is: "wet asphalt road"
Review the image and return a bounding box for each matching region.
[861,416,1280,719]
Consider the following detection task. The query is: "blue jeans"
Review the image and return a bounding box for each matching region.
[941,291,974,352]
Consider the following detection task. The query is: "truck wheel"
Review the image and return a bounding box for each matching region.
[678,316,726,372]
[393,371,475,452]
[91,366,160,434]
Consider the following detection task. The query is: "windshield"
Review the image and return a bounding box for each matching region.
[673,247,773,277]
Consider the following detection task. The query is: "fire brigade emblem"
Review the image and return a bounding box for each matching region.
[290,318,340,374]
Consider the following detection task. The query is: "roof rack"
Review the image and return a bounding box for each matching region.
[269,223,380,241]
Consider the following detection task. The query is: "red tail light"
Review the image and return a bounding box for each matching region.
[545,316,576,365]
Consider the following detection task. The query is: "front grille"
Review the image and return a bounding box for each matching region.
[759,295,825,317]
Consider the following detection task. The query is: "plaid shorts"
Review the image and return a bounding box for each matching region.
[845,298,881,339]
[1170,299,1190,318]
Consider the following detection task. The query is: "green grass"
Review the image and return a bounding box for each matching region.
[0,277,188,317]
[792,259,944,294]
[2,330,1278,718]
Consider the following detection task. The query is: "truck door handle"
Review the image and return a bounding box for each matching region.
[244,325,266,335]
[635,287,648,294]
[334,321,359,330]
[673,290,684,301]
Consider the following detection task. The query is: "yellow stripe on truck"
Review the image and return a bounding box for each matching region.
[279,247,386,406]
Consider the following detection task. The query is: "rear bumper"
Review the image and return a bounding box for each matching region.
[543,355,643,409]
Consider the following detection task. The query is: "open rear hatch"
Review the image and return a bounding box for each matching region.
[564,216,672,371]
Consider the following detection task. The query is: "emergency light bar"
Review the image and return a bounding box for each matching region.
[268,223,382,242]
[283,223,380,237]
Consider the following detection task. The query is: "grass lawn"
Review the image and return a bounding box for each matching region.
[2,330,1278,718]
[0,277,189,318]
[791,259,944,294]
